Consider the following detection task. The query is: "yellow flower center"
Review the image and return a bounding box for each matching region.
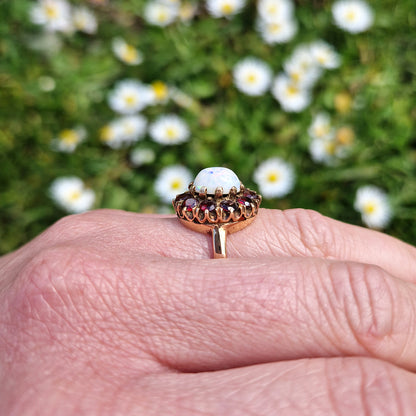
[287,85,299,96]
[157,10,168,22]
[315,124,330,138]
[166,127,178,139]
[179,3,194,20]
[324,141,337,155]
[60,129,79,145]
[171,179,182,190]
[123,123,135,135]
[270,23,281,34]
[152,81,169,100]
[122,45,139,63]
[346,10,356,21]
[363,202,377,215]
[125,95,137,106]
[221,3,234,15]
[74,15,87,29]
[268,5,278,15]
[267,172,280,183]
[45,5,58,19]
[246,73,257,84]
[100,126,114,142]
[334,92,352,114]
[290,72,301,83]
[68,190,82,202]
[317,54,328,65]
[336,126,355,145]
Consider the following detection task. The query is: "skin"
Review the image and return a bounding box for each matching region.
[1,208,416,415]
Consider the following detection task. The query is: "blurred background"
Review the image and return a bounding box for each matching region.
[0,0,415,255]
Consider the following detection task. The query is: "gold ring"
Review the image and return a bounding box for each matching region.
[173,167,262,259]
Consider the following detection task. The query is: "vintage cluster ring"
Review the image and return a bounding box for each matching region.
[172,167,262,259]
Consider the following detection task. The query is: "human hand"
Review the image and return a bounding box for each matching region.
[1,208,416,415]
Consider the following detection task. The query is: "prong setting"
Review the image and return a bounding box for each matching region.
[173,186,261,225]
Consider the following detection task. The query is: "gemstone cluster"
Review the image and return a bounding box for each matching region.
[173,167,262,224]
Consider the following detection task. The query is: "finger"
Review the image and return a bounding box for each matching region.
[67,208,416,283]
[235,208,416,282]
[5,357,416,415]
[117,208,416,282]
[15,240,416,374]
[7,208,415,284]
[127,357,416,416]
[132,256,416,373]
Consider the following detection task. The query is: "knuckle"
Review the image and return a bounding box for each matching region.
[325,358,416,415]
[43,213,87,240]
[12,245,85,316]
[6,242,161,360]
[7,244,112,343]
[282,209,338,258]
[40,209,118,244]
[2,246,83,357]
[329,261,396,352]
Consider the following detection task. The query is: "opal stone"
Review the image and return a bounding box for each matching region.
[194,167,241,195]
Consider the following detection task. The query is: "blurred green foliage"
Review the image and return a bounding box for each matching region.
[0,0,415,254]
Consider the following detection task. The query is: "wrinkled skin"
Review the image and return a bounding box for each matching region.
[1,208,416,415]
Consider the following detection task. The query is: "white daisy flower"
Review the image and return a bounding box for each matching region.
[283,60,320,89]
[117,115,147,145]
[130,148,156,167]
[308,112,334,141]
[332,0,374,34]
[154,165,193,204]
[51,126,87,153]
[309,41,340,69]
[354,186,392,229]
[30,0,73,33]
[149,114,190,145]
[144,1,179,26]
[149,81,170,104]
[101,115,147,149]
[108,80,154,115]
[254,157,295,198]
[206,0,247,18]
[257,0,294,23]
[50,177,95,213]
[271,74,311,112]
[72,6,98,34]
[283,44,322,87]
[257,17,297,45]
[233,57,273,97]
[100,122,123,149]
[309,137,341,166]
[179,2,199,22]
[112,38,143,66]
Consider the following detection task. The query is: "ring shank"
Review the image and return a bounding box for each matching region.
[212,225,227,259]
[178,217,256,259]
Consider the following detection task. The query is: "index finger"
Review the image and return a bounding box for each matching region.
[227,208,416,282]
[155,208,416,282]
[3,208,415,284]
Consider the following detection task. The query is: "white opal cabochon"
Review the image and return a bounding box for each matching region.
[194,167,241,195]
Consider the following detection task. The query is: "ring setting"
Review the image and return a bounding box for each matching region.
[173,167,262,258]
